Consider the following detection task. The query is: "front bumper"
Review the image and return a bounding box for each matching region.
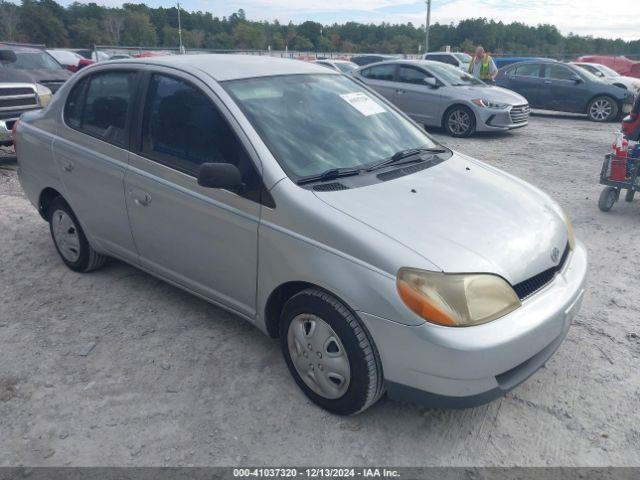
[0,117,19,146]
[359,240,588,408]
[475,104,530,132]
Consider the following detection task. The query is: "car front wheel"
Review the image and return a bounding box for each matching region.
[280,288,384,415]
[587,96,619,122]
[444,105,476,137]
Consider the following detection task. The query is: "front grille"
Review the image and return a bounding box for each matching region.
[312,182,348,192]
[0,86,38,112]
[0,87,35,96]
[512,244,570,300]
[0,97,37,109]
[510,104,530,124]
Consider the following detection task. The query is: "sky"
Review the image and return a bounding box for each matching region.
[63,0,640,41]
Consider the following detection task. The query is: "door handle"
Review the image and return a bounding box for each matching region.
[544,80,552,84]
[396,89,405,94]
[129,188,152,207]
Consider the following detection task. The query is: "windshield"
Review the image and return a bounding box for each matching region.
[454,52,472,63]
[427,62,484,86]
[1,51,62,70]
[224,74,440,179]
[335,62,358,73]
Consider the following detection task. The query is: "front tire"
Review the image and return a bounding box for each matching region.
[444,105,476,137]
[587,96,619,122]
[279,288,384,415]
[48,197,107,272]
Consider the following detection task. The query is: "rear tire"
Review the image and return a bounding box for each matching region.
[48,197,107,272]
[598,186,618,212]
[443,106,476,137]
[587,96,619,122]
[279,288,384,415]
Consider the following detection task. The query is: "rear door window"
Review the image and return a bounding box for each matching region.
[365,64,396,81]
[64,70,137,147]
[64,77,89,129]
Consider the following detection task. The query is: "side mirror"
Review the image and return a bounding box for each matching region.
[424,77,438,88]
[0,49,17,64]
[571,76,583,84]
[197,163,243,190]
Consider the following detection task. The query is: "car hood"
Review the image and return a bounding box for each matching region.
[447,85,528,105]
[0,68,70,84]
[314,153,568,285]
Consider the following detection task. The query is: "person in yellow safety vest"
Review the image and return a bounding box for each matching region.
[468,46,498,84]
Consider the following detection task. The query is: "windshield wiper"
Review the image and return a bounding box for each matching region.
[296,167,363,185]
[366,147,447,172]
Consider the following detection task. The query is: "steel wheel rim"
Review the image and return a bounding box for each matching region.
[448,110,470,134]
[590,99,612,120]
[606,190,616,209]
[287,314,351,400]
[51,210,81,262]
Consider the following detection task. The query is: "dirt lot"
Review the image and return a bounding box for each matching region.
[1,113,639,467]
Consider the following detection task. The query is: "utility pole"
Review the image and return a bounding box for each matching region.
[425,0,431,54]
[177,1,184,54]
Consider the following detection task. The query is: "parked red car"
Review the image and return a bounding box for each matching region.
[622,95,640,141]
[576,55,640,79]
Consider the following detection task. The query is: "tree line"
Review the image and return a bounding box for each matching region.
[0,0,638,57]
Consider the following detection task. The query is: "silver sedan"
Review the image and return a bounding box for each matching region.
[355,59,530,137]
[15,55,585,414]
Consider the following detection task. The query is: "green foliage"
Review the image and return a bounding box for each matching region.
[1,1,637,56]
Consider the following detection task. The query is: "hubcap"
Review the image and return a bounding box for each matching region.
[448,110,470,135]
[51,210,81,262]
[590,99,612,120]
[287,314,351,399]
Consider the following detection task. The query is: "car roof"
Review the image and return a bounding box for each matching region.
[0,43,44,53]
[109,54,338,81]
[357,59,450,68]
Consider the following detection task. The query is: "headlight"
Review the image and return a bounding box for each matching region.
[471,98,509,109]
[562,209,576,250]
[396,268,521,327]
[35,84,53,107]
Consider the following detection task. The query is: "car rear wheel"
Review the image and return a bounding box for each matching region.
[444,106,476,137]
[279,288,384,415]
[587,96,619,122]
[48,197,107,272]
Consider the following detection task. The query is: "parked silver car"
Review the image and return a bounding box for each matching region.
[355,59,530,137]
[15,55,587,414]
[314,59,359,75]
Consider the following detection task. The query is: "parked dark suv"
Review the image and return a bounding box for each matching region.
[0,44,70,151]
[496,61,635,122]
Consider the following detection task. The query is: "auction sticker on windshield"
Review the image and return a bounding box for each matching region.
[340,92,386,116]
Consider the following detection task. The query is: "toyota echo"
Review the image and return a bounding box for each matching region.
[15,55,587,414]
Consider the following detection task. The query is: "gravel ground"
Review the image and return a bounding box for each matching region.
[0,113,639,467]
